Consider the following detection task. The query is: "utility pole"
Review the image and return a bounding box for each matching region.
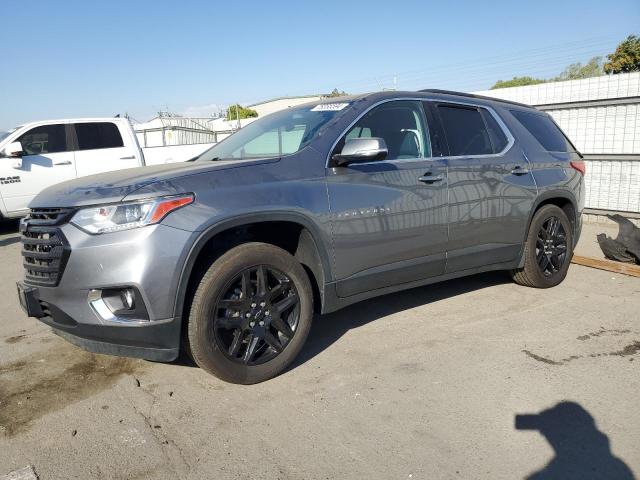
[236,104,240,130]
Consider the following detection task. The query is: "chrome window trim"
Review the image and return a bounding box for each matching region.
[325,96,515,168]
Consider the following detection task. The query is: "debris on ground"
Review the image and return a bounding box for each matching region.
[597,215,640,264]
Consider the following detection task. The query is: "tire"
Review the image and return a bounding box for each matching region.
[511,204,574,288]
[187,242,313,384]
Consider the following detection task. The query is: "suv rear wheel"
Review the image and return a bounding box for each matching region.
[187,242,313,384]
[512,204,573,288]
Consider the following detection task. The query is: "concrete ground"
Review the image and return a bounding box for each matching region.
[1,218,639,479]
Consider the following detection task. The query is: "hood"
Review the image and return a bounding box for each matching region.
[30,158,276,208]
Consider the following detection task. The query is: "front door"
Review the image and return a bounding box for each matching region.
[327,100,448,297]
[0,123,76,215]
[428,101,537,272]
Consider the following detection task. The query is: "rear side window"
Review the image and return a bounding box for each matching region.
[480,109,508,152]
[510,110,574,152]
[74,122,124,150]
[17,124,68,155]
[437,105,492,156]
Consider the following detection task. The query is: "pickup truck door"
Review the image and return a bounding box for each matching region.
[0,123,76,216]
[327,100,448,298]
[427,101,537,273]
[71,121,141,177]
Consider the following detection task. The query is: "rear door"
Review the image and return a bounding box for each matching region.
[72,121,139,177]
[327,99,448,297]
[0,123,76,215]
[427,101,537,272]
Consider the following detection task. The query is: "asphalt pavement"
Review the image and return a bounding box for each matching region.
[1,219,639,479]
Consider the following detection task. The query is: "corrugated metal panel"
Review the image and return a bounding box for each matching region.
[547,104,639,154]
[584,160,640,212]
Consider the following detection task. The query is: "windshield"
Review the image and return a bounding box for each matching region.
[0,131,9,142]
[197,103,350,161]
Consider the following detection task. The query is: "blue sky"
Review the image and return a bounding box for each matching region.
[0,0,638,130]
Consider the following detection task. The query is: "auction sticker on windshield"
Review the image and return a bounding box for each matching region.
[311,103,349,111]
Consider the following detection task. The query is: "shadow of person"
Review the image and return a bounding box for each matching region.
[516,402,635,480]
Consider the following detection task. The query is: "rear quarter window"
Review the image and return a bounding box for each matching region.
[74,122,124,150]
[510,110,575,153]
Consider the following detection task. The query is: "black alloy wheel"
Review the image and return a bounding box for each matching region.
[536,216,568,276]
[187,242,313,384]
[213,265,300,365]
[511,204,574,288]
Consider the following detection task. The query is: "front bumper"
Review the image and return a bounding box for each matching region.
[18,222,197,361]
[18,280,180,361]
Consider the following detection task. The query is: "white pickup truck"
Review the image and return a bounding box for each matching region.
[0,118,145,219]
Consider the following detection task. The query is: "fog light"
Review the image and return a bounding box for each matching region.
[121,288,135,310]
[87,287,148,323]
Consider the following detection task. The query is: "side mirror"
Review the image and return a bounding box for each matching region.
[2,141,25,158]
[331,137,388,167]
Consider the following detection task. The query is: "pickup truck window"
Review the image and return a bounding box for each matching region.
[198,105,345,161]
[74,122,124,151]
[16,124,68,155]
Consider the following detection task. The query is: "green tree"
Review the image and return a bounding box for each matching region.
[490,76,546,89]
[226,104,258,121]
[553,56,603,81]
[325,88,348,97]
[604,35,640,73]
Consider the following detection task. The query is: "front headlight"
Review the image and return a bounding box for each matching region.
[70,194,194,234]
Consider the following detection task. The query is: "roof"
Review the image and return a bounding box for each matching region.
[418,89,534,109]
[287,90,536,110]
[10,117,129,130]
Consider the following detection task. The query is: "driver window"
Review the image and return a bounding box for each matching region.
[16,124,67,155]
[340,101,431,160]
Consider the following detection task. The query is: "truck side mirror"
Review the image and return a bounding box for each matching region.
[330,137,388,167]
[2,142,25,169]
[3,141,25,158]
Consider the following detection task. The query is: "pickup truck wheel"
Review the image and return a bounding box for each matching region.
[187,242,313,384]
[512,204,573,288]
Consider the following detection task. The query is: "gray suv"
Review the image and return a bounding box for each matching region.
[17,90,585,383]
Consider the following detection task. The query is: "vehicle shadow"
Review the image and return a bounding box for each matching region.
[290,271,510,370]
[173,271,510,370]
[516,401,635,480]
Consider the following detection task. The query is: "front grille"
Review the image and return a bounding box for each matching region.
[21,208,74,287]
[26,207,75,226]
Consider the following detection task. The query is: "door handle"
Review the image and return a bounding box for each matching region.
[120,155,135,160]
[511,165,530,175]
[418,173,444,184]
[53,160,72,165]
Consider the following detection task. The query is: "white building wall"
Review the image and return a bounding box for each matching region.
[474,72,640,106]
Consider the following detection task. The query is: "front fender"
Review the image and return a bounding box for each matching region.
[171,211,333,319]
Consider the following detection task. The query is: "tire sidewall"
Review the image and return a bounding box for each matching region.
[188,243,313,384]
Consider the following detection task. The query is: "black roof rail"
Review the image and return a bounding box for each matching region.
[418,89,534,109]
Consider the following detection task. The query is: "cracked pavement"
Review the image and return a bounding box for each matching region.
[1,220,639,479]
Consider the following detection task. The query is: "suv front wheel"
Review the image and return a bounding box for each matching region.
[512,204,574,288]
[187,242,313,384]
